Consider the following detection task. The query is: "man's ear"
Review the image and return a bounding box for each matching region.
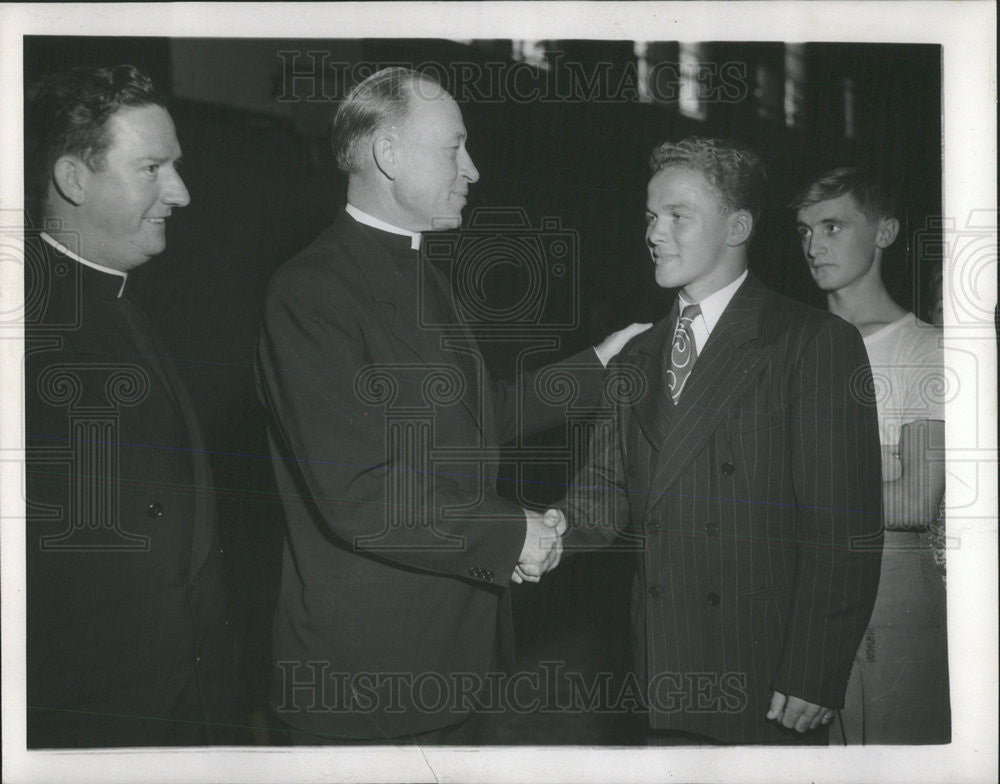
[876,217,900,249]
[372,133,398,180]
[52,156,86,206]
[727,209,754,247]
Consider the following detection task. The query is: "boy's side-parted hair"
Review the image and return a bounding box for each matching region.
[649,136,767,224]
[790,166,898,221]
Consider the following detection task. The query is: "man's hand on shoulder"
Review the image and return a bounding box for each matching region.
[594,322,652,367]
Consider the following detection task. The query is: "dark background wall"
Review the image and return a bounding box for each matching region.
[24,36,942,739]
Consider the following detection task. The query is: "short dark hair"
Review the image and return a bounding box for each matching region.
[790,166,897,221]
[648,137,766,223]
[331,67,440,174]
[25,64,165,208]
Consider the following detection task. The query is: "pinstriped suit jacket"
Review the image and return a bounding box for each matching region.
[565,273,883,744]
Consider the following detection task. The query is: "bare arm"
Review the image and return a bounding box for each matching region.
[882,419,946,530]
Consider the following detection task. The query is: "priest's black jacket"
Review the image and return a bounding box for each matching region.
[256,210,604,739]
[24,237,234,747]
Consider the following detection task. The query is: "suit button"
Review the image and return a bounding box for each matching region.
[647,521,660,534]
[468,565,478,578]
[705,523,719,536]
[720,462,735,476]
[627,465,637,477]
[484,570,495,581]
[647,585,662,599]
[707,592,720,606]
[147,502,164,519]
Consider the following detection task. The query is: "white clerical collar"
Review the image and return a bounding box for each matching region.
[345,204,422,251]
[41,232,128,298]
[679,270,748,337]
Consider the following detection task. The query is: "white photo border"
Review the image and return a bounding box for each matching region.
[1,3,995,783]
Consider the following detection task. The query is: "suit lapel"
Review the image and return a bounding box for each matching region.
[630,305,677,451]
[645,275,773,515]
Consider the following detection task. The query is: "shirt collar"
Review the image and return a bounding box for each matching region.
[678,270,748,336]
[345,204,422,251]
[41,232,129,298]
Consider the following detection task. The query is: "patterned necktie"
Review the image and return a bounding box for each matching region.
[667,303,702,403]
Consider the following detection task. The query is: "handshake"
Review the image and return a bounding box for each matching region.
[512,508,568,585]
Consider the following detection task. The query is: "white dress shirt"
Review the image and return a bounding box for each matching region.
[677,270,748,354]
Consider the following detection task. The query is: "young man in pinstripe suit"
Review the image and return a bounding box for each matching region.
[546,138,884,744]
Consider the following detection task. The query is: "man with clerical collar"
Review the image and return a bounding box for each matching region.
[24,65,234,747]
[552,137,884,745]
[256,67,648,744]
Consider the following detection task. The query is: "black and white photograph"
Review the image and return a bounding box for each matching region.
[1,3,995,783]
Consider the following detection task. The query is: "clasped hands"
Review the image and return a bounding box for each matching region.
[511,508,567,584]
